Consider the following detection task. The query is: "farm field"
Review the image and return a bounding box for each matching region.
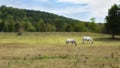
[0,32,120,68]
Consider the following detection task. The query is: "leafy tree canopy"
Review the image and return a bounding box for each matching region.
[106,4,120,38]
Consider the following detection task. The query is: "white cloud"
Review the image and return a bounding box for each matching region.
[57,0,119,16]
[88,0,119,17]
[56,0,119,22]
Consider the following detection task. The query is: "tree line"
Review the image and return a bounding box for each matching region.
[0,5,104,32]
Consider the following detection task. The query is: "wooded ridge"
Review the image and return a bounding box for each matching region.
[0,5,104,32]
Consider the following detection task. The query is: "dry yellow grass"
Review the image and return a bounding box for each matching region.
[0,45,120,68]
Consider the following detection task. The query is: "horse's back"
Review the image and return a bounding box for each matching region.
[66,39,75,42]
[82,36,92,40]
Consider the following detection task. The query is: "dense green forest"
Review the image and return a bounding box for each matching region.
[0,5,104,32]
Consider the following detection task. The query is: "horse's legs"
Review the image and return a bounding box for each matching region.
[66,41,69,45]
[87,40,89,44]
[71,42,73,45]
[71,41,77,46]
[88,40,90,44]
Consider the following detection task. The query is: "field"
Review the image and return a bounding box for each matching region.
[0,32,120,68]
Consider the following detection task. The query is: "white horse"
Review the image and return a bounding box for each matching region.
[82,36,93,44]
[66,39,77,46]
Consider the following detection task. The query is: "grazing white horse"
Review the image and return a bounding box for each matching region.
[66,39,77,46]
[82,36,93,44]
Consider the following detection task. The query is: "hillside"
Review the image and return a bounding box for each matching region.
[0,5,104,32]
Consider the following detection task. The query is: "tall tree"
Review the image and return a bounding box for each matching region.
[87,18,97,32]
[90,17,95,23]
[0,18,3,31]
[106,4,120,39]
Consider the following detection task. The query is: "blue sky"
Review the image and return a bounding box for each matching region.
[0,0,119,23]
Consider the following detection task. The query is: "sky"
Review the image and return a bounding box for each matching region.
[0,0,119,23]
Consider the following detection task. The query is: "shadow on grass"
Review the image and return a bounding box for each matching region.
[94,38,120,42]
[2,55,67,60]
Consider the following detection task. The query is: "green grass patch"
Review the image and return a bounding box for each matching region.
[0,32,120,46]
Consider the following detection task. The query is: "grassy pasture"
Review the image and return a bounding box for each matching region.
[0,32,120,68]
